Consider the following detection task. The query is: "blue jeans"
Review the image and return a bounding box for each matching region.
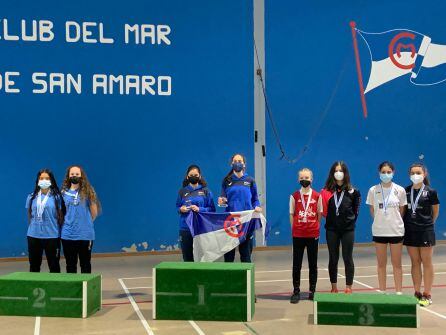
[179,230,194,262]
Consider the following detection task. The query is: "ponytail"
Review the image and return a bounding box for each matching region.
[409,162,430,186]
[223,153,247,184]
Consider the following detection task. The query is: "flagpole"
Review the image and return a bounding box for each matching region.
[350,21,368,118]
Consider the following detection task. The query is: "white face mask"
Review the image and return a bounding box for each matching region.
[38,180,52,190]
[334,171,344,181]
[410,174,424,185]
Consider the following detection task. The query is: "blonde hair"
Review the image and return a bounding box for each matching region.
[298,168,313,179]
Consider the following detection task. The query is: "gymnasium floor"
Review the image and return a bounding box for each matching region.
[1,244,445,335]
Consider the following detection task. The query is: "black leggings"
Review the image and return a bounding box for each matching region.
[62,239,93,273]
[179,230,194,262]
[27,237,61,273]
[326,230,355,285]
[292,237,318,293]
[224,238,253,263]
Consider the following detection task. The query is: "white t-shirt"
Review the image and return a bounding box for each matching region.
[366,183,407,237]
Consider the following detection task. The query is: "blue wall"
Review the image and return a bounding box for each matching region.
[0,0,253,257]
[265,0,446,245]
[1,0,445,257]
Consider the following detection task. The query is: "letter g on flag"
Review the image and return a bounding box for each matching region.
[223,214,244,238]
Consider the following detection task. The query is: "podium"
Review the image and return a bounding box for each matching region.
[153,262,255,321]
[314,293,419,328]
[0,272,101,318]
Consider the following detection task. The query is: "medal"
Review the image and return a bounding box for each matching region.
[410,184,425,219]
[36,190,50,222]
[380,183,394,215]
[64,190,80,206]
[333,190,345,216]
[300,189,312,222]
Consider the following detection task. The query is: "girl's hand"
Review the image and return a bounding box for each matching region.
[180,205,190,213]
[218,197,227,205]
[190,205,200,212]
[254,206,262,213]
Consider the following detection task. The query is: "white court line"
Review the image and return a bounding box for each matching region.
[335,269,446,321]
[421,308,446,320]
[256,279,291,283]
[256,263,446,274]
[129,275,205,335]
[189,320,206,335]
[0,296,29,300]
[256,271,446,283]
[34,317,40,335]
[118,263,446,280]
[118,278,155,335]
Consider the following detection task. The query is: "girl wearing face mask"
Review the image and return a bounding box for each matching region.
[61,165,101,273]
[218,154,262,263]
[26,169,66,273]
[320,161,361,293]
[176,165,215,262]
[366,161,407,294]
[289,168,323,303]
[403,163,439,306]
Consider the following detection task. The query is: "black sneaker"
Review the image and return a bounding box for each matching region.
[308,291,315,301]
[290,292,300,304]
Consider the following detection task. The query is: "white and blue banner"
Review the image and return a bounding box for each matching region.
[357,27,446,92]
[186,210,268,262]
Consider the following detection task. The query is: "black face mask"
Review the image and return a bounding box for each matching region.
[69,176,81,185]
[188,176,200,185]
[299,180,311,188]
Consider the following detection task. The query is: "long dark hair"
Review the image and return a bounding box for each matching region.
[61,165,101,213]
[409,162,431,186]
[378,161,395,172]
[324,161,353,192]
[182,165,207,187]
[28,168,66,225]
[224,153,247,183]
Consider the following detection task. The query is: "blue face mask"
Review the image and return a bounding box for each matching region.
[380,173,393,183]
[232,162,244,173]
[38,179,52,190]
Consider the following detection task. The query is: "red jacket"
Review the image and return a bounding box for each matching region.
[292,189,320,238]
[320,188,334,218]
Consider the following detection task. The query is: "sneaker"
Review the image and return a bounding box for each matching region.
[290,292,300,304]
[344,288,353,294]
[396,292,403,295]
[419,294,432,307]
[330,288,338,293]
[414,291,422,302]
[308,291,315,300]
